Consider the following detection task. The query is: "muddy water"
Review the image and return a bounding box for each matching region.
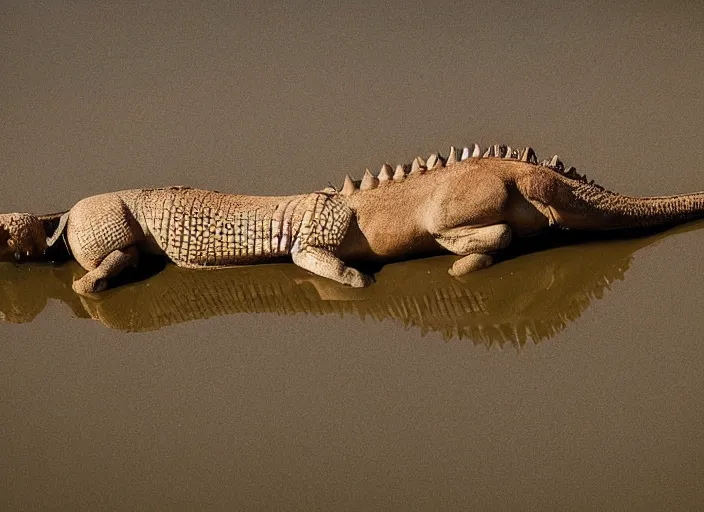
[2,1,704,510]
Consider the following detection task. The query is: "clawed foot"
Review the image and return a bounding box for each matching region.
[71,247,139,295]
[342,267,374,287]
[72,275,108,295]
[291,246,374,288]
[448,253,493,277]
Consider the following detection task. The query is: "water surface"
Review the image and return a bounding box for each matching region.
[2,1,704,510]
[1,225,700,345]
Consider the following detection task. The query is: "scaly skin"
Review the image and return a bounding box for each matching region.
[1,143,704,294]
[61,187,362,293]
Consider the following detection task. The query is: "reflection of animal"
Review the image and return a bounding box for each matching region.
[1,223,699,343]
[2,144,704,294]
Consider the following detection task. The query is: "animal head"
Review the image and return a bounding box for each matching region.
[0,213,48,261]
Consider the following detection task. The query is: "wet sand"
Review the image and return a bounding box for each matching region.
[2,1,704,510]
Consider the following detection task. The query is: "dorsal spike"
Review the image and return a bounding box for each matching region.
[446,146,458,164]
[393,164,406,181]
[549,155,564,172]
[378,163,393,182]
[496,144,507,158]
[460,147,470,160]
[483,146,494,157]
[341,174,356,196]
[436,153,446,168]
[360,168,379,190]
[539,159,550,167]
[520,147,537,164]
[471,143,482,158]
[503,146,513,159]
[426,153,442,169]
[410,156,426,175]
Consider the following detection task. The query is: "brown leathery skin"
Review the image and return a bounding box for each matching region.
[339,159,548,263]
[344,156,704,262]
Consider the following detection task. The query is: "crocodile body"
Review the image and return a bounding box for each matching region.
[2,143,704,294]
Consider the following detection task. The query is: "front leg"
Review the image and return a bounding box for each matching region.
[291,245,372,288]
[289,192,373,288]
[433,223,512,277]
[72,246,139,294]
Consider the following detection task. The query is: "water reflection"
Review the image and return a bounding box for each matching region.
[1,223,701,345]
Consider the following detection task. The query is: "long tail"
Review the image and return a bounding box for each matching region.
[563,182,704,230]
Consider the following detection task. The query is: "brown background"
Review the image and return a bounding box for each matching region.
[2,1,704,510]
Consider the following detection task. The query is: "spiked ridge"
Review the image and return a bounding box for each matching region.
[337,143,597,195]
[378,164,393,182]
[360,169,378,190]
[8,139,697,296]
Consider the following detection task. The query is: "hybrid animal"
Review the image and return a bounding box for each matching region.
[1,144,703,294]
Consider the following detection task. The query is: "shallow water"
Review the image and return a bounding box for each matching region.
[2,1,704,510]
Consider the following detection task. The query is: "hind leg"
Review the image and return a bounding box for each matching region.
[433,223,512,277]
[72,246,139,294]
